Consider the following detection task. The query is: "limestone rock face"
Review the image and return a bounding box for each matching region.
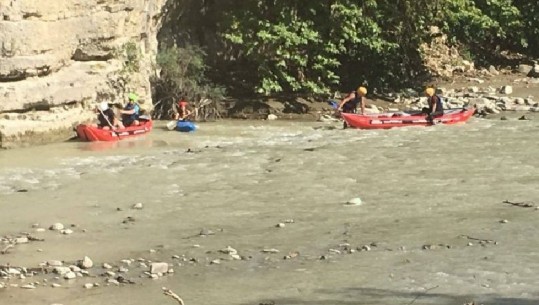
[0,0,166,148]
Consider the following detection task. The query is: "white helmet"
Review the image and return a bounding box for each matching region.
[99,101,109,111]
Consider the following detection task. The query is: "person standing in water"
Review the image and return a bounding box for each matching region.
[337,86,367,128]
[338,86,367,114]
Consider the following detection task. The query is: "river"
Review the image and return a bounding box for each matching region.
[1,118,538,305]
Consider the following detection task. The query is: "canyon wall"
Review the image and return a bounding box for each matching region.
[0,0,166,148]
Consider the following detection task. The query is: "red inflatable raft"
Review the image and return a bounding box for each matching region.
[341,107,475,129]
[76,120,153,142]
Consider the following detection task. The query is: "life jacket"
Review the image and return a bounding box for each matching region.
[122,102,140,121]
[343,92,360,112]
[98,108,115,127]
[429,95,444,113]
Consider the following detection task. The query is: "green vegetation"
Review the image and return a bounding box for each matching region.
[152,45,225,119]
[117,41,141,74]
[156,0,539,98]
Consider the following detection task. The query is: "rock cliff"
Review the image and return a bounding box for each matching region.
[0,0,166,148]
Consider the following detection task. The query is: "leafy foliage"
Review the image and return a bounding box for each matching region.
[152,45,225,119]
[157,0,539,97]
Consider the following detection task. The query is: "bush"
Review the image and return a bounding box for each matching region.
[152,45,225,120]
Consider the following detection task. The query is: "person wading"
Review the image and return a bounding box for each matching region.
[337,86,368,128]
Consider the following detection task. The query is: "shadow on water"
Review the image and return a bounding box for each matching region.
[243,287,539,305]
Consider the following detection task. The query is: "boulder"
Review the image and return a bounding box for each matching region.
[500,86,513,95]
[528,65,539,78]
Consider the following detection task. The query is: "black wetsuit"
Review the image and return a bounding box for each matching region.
[422,95,444,122]
[98,108,116,128]
[342,92,360,113]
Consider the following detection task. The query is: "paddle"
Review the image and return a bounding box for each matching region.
[97,107,122,139]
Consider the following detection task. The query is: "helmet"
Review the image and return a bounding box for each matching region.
[99,101,109,111]
[425,87,435,97]
[357,86,367,96]
[128,93,139,102]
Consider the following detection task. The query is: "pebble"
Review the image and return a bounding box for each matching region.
[132,203,144,210]
[467,242,474,246]
[262,248,280,253]
[61,229,73,235]
[103,263,112,269]
[283,219,295,223]
[219,246,238,255]
[48,260,63,267]
[500,219,509,223]
[54,267,71,275]
[276,223,285,228]
[64,271,76,279]
[83,283,94,289]
[210,259,221,265]
[31,223,40,228]
[345,197,363,206]
[118,266,129,273]
[150,262,169,274]
[199,228,215,236]
[49,223,65,231]
[79,256,93,269]
[21,284,36,289]
[15,237,29,244]
[361,245,372,252]
[105,271,116,277]
[51,283,61,288]
[107,279,120,285]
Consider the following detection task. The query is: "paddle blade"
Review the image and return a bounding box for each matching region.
[327,100,339,109]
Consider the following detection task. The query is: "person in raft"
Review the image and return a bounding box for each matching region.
[173,96,192,121]
[422,87,444,123]
[337,86,367,114]
[96,101,123,130]
[119,93,140,127]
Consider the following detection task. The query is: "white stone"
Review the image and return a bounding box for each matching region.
[83,283,94,289]
[500,86,513,95]
[53,267,71,275]
[267,114,278,121]
[102,263,112,269]
[132,202,143,209]
[346,197,363,206]
[150,262,169,274]
[63,271,76,279]
[60,229,73,235]
[6,268,21,275]
[219,246,238,255]
[15,237,29,244]
[79,256,93,269]
[49,223,64,231]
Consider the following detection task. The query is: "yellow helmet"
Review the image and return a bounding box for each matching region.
[425,87,435,97]
[357,86,367,96]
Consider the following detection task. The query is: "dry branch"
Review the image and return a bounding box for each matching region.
[163,287,185,305]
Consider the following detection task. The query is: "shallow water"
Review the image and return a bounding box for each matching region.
[1,118,539,305]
